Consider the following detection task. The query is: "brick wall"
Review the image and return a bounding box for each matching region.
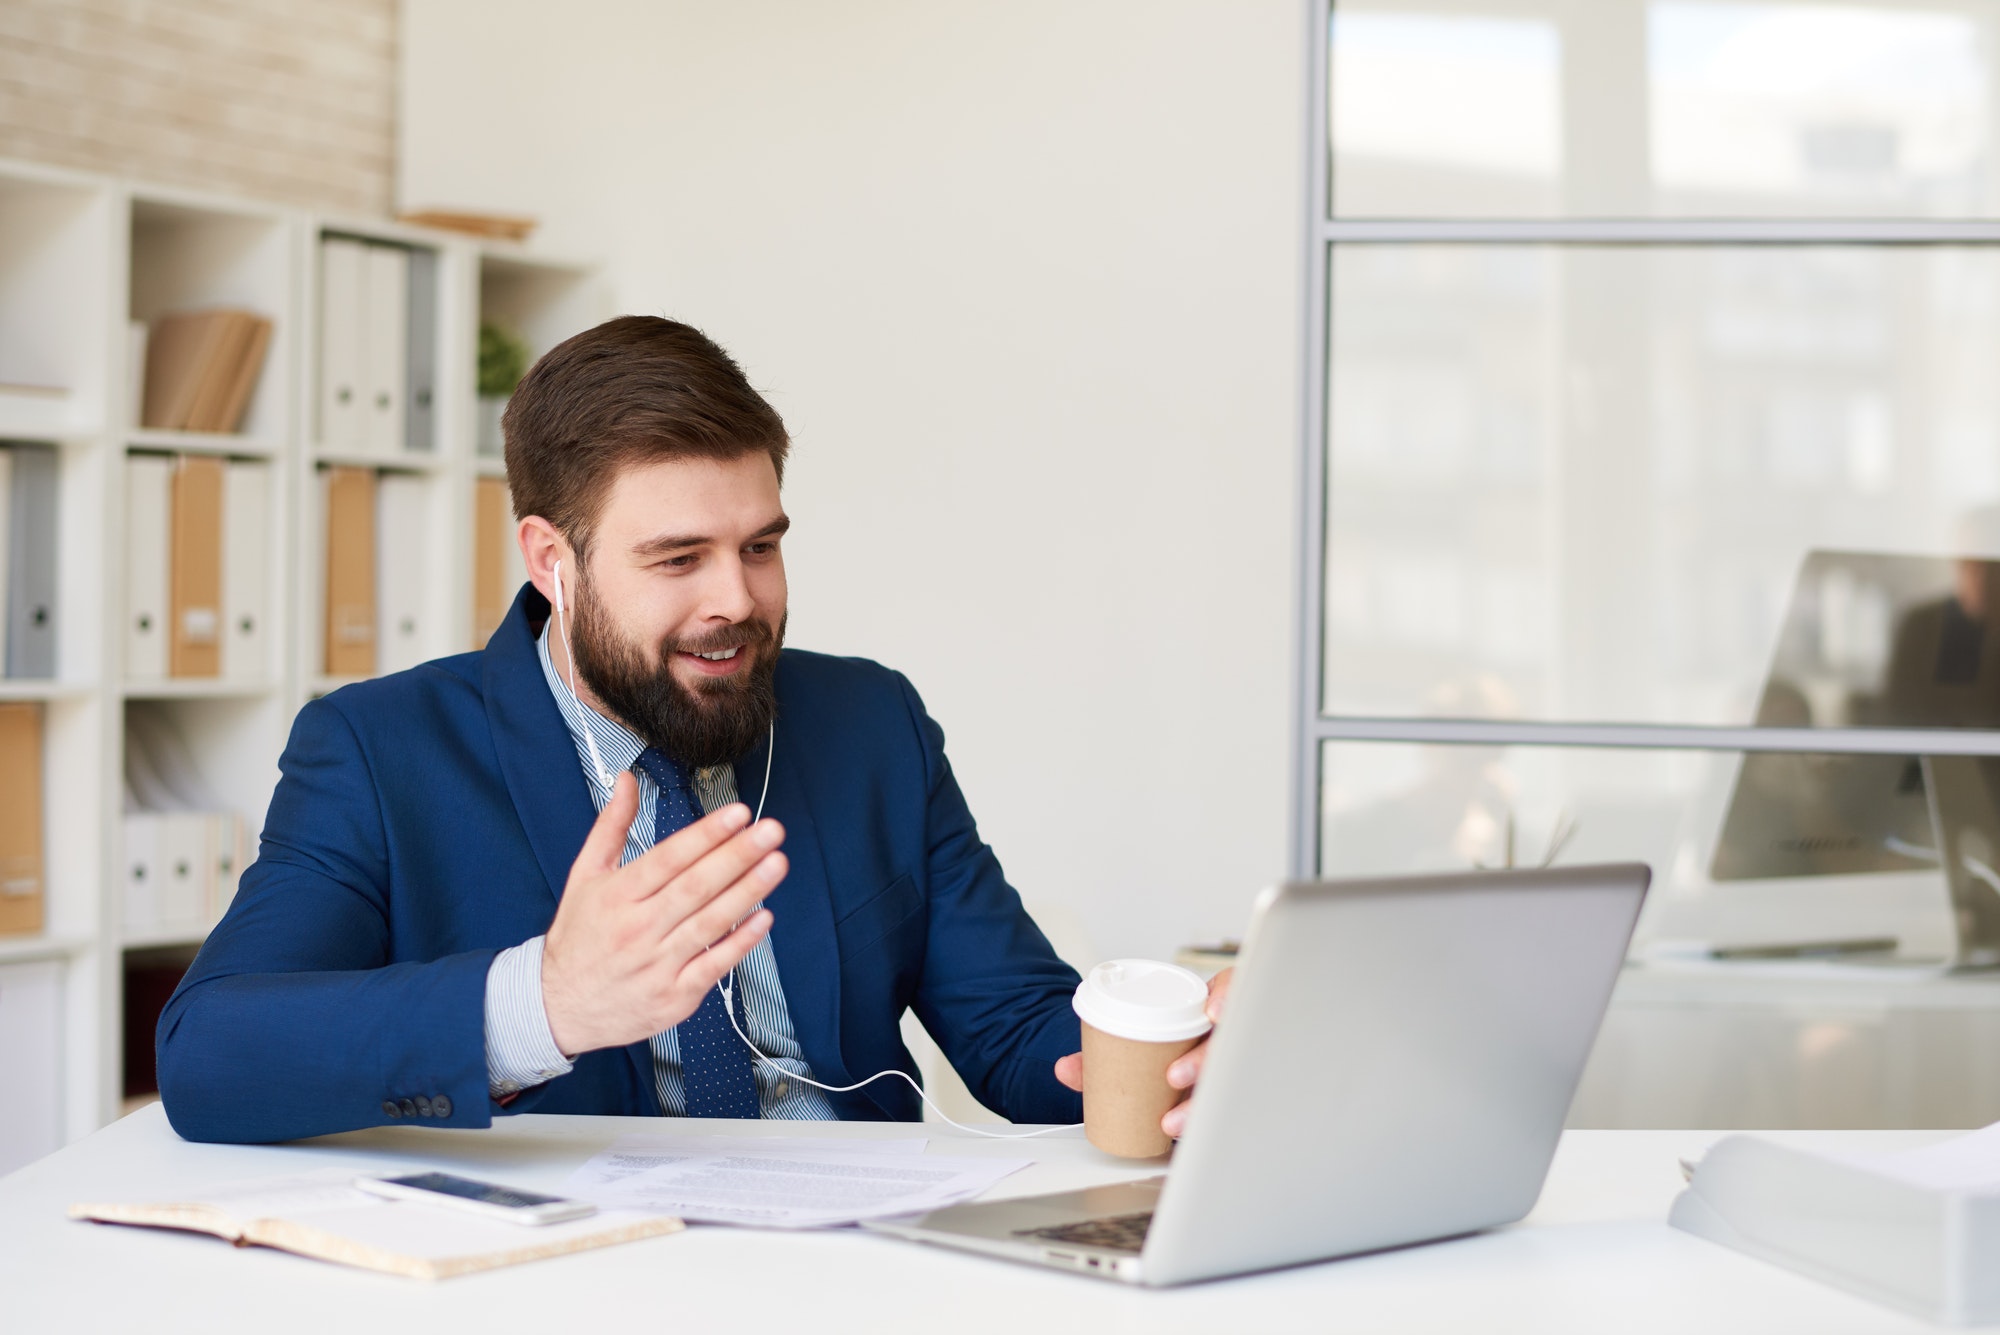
[0,0,396,216]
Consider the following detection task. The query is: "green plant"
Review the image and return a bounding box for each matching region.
[477,320,530,398]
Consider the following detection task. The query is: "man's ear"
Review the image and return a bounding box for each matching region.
[518,516,571,605]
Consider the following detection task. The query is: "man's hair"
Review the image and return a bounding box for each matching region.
[502,315,789,552]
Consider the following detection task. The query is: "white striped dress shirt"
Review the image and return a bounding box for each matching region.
[480,624,838,1119]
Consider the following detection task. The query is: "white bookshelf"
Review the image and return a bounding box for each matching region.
[0,156,605,1171]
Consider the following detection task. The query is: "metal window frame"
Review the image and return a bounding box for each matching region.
[1290,0,2000,879]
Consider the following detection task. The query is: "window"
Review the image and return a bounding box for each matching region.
[1299,0,2000,954]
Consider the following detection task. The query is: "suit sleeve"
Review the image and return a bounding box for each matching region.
[155,698,498,1143]
[898,677,1085,1125]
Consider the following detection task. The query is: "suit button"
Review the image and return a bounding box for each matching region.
[381,1100,400,1118]
[399,1098,417,1118]
[415,1095,433,1117]
[433,1094,453,1118]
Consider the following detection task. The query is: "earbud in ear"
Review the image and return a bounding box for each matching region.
[552,558,566,614]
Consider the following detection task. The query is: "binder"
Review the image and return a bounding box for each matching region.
[404,247,437,453]
[318,238,367,449]
[362,244,409,456]
[322,466,377,676]
[126,321,148,430]
[220,460,270,681]
[0,447,13,673]
[473,476,511,647]
[169,455,224,678]
[121,810,160,933]
[0,703,44,937]
[182,311,258,434]
[155,813,208,927]
[121,812,205,930]
[142,310,234,431]
[124,455,172,681]
[374,472,428,674]
[206,315,273,435]
[5,443,57,679]
[208,811,244,919]
[0,959,62,1176]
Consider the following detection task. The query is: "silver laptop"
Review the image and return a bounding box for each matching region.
[864,862,1649,1286]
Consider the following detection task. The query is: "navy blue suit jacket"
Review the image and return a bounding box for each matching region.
[157,585,1083,1143]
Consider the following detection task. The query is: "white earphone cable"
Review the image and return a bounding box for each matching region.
[719,730,1078,1137]
[714,975,1083,1139]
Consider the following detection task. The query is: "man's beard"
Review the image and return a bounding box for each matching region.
[568,576,783,771]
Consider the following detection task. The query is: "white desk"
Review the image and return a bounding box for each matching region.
[0,1107,1963,1333]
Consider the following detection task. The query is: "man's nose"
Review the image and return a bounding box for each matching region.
[699,555,757,623]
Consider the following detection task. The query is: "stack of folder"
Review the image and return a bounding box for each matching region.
[0,702,43,938]
[318,236,436,456]
[0,442,59,680]
[125,455,269,682]
[0,956,60,1175]
[121,707,243,936]
[321,466,434,678]
[323,471,525,679]
[139,310,273,434]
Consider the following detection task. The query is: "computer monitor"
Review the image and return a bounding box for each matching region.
[1710,549,2000,967]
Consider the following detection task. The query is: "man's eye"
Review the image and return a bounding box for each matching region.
[746,542,776,557]
[662,554,697,569]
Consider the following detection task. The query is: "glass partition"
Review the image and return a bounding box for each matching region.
[1317,739,1958,953]
[1330,0,2000,218]
[1322,242,2000,725]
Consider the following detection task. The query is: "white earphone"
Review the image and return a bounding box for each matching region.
[551,555,1078,1138]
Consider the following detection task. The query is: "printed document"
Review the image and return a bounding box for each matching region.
[564,1134,1028,1229]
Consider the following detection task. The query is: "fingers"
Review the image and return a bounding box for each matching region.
[1053,1052,1083,1092]
[573,772,642,880]
[1167,1037,1209,1091]
[677,909,772,991]
[1162,983,1229,1140]
[616,803,758,899]
[1206,967,1233,1023]
[650,817,787,917]
[664,849,789,957]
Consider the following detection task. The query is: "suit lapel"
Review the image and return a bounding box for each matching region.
[483,584,598,907]
[739,708,850,1089]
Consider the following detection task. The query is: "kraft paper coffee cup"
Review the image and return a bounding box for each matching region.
[1072,959,1213,1159]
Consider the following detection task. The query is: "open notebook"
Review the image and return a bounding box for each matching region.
[70,1167,682,1280]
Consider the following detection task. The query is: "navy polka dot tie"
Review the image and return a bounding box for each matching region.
[633,747,761,1119]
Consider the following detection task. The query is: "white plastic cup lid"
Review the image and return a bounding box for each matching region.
[1072,959,1213,1043]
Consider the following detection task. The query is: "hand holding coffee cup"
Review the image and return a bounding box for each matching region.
[1067,959,1216,1158]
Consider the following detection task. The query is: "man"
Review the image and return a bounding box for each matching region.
[157,316,1220,1144]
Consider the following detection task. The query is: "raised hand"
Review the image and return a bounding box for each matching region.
[541,772,787,1056]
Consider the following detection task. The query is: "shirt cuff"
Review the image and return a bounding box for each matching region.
[484,935,576,1097]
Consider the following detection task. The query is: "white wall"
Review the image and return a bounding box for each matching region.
[399,0,1303,962]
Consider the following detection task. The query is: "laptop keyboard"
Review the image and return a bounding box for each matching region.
[1014,1211,1153,1254]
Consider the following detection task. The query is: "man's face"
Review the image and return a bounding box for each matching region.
[566,452,789,769]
